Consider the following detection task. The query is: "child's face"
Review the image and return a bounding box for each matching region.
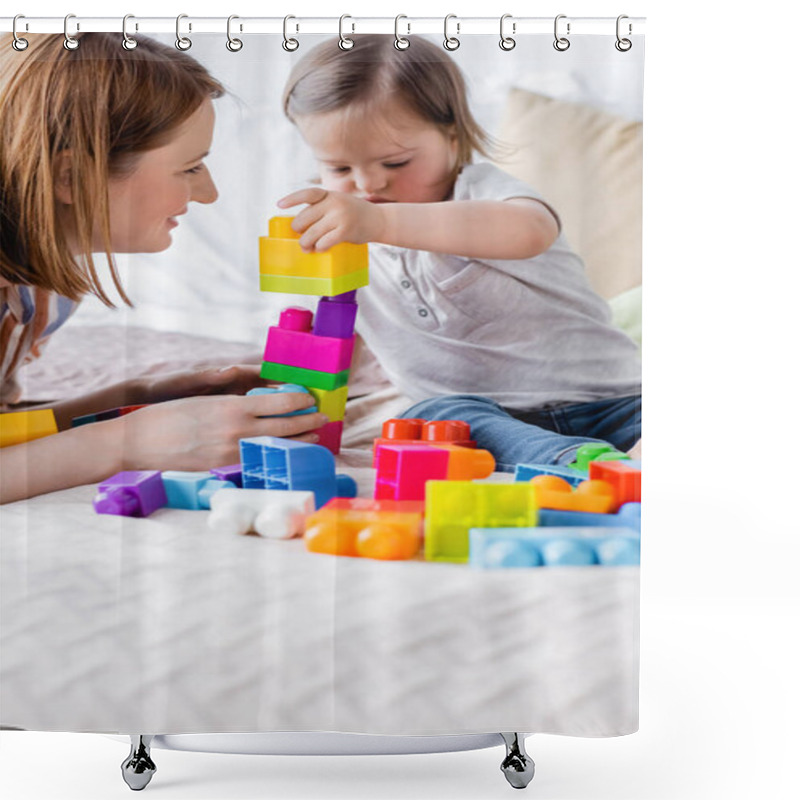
[104,99,218,253]
[295,99,459,204]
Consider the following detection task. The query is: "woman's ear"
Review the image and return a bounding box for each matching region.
[52,151,74,205]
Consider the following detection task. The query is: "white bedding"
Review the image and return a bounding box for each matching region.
[0,464,638,737]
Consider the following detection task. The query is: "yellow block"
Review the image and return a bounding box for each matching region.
[259,238,368,278]
[307,385,348,422]
[269,216,300,239]
[0,409,58,448]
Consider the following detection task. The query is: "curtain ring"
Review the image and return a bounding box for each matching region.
[282,15,299,51]
[122,15,138,50]
[11,15,29,51]
[553,14,570,52]
[338,15,354,50]
[226,15,243,51]
[615,15,632,52]
[499,14,516,51]
[175,14,192,51]
[443,14,460,51]
[394,15,410,50]
[63,13,80,51]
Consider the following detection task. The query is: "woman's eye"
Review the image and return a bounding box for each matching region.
[185,164,204,175]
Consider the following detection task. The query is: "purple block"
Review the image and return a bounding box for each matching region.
[93,470,167,517]
[327,290,357,303]
[313,296,358,338]
[210,463,243,487]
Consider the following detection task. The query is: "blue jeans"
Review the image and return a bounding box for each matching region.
[399,394,641,473]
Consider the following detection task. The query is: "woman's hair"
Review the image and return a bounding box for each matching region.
[0,33,224,304]
[283,34,492,174]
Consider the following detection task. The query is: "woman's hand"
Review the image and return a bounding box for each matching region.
[277,188,386,252]
[136,364,269,405]
[117,391,328,472]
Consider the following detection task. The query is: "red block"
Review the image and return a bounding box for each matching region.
[588,460,641,506]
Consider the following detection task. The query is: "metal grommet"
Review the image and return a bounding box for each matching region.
[394,15,410,50]
[338,14,354,50]
[175,14,192,51]
[282,15,299,51]
[122,14,138,50]
[12,15,29,51]
[63,13,80,51]
[553,14,570,52]
[226,15,243,51]
[615,15,632,52]
[443,14,460,51]
[499,14,516,51]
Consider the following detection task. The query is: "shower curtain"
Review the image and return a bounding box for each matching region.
[1,23,643,743]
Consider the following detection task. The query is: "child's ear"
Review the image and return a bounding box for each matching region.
[52,151,74,205]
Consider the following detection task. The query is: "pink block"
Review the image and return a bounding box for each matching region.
[315,420,343,455]
[374,444,449,501]
[264,327,355,373]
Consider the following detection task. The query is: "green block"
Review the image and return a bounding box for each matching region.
[571,443,630,472]
[261,361,350,390]
[259,267,369,297]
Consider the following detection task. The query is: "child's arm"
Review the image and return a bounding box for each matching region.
[278,189,559,260]
[0,392,327,504]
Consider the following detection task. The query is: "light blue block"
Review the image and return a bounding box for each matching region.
[162,471,214,510]
[196,479,236,510]
[538,502,641,533]
[514,462,585,486]
[469,526,640,568]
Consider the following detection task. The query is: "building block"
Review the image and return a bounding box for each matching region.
[569,442,630,472]
[469,527,640,568]
[209,464,243,487]
[529,475,618,513]
[539,502,641,533]
[239,436,355,508]
[374,444,450,501]
[589,460,641,506]
[514,461,586,487]
[207,487,315,538]
[424,481,539,563]
[307,385,348,422]
[0,409,58,448]
[304,498,424,560]
[260,361,350,390]
[313,295,358,338]
[372,418,476,459]
[315,420,344,454]
[264,316,356,374]
[93,471,168,517]
[259,268,369,297]
[161,471,236,510]
[246,384,316,416]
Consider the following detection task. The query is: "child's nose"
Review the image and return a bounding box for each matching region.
[355,169,387,195]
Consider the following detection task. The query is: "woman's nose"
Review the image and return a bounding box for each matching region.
[193,170,219,205]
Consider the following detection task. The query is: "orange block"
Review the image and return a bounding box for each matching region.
[304,497,424,560]
[529,475,617,513]
[589,460,641,506]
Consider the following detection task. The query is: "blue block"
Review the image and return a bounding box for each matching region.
[514,462,585,486]
[239,436,338,508]
[162,471,214,509]
[469,527,640,568]
[247,384,316,416]
[538,502,641,532]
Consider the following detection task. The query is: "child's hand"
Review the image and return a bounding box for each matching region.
[136,365,269,405]
[117,392,328,472]
[277,188,386,252]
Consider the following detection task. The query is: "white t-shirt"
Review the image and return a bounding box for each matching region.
[355,162,641,410]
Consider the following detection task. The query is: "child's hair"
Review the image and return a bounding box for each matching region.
[0,33,224,305]
[283,34,491,174]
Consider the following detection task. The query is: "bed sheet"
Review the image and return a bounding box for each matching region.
[0,463,638,738]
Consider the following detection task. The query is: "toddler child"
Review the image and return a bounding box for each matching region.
[278,34,641,471]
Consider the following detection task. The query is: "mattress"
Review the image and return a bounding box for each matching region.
[0,465,638,737]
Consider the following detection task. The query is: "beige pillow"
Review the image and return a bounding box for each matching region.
[493,88,642,300]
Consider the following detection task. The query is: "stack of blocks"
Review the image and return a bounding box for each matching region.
[258,216,369,454]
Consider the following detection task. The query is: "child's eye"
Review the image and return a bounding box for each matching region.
[329,166,351,175]
[384,160,410,169]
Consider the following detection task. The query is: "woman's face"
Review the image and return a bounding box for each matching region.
[104,98,218,253]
